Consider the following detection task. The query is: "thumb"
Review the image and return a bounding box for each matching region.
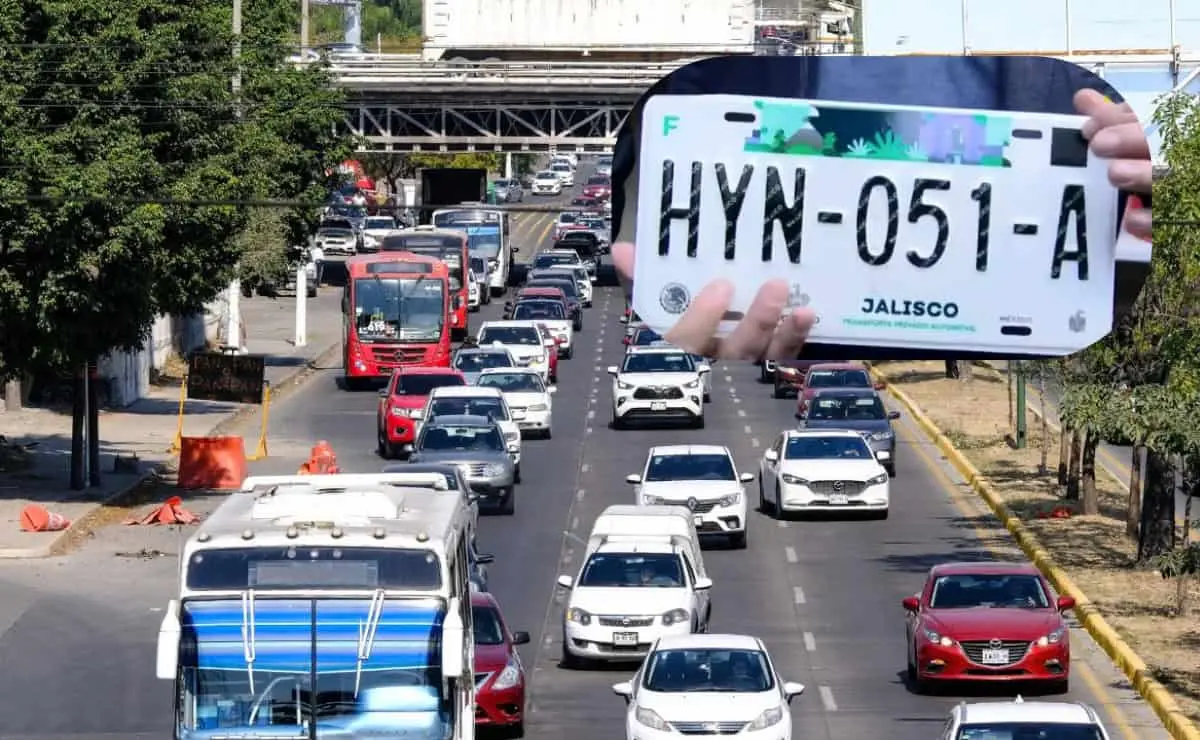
[611,241,635,292]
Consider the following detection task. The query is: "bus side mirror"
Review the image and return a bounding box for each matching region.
[156,600,181,679]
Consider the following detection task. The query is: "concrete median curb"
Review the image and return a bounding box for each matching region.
[2,339,343,560]
[868,364,1200,740]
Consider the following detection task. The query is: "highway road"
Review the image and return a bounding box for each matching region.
[0,170,1172,740]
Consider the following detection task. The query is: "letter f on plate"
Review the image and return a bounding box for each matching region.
[663,115,680,136]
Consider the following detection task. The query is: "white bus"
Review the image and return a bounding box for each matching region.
[432,207,516,297]
[156,472,477,740]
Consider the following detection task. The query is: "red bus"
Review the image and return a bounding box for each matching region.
[380,227,470,340]
[342,252,453,388]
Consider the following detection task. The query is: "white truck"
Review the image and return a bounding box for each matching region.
[422,0,756,62]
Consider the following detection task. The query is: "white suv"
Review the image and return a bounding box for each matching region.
[608,347,709,430]
[625,445,754,549]
[420,386,523,474]
[476,321,551,382]
[941,697,1110,738]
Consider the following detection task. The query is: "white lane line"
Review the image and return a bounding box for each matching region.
[784,546,798,563]
[777,520,788,528]
[751,437,760,448]
[737,409,746,417]
[803,632,816,652]
[571,516,579,530]
[587,409,595,419]
[732,396,741,404]
[743,424,752,434]
[581,463,590,473]
[792,586,806,604]
[576,489,586,501]
[724,374,733,382]
[585,426,593,434]
[818,686,838,712]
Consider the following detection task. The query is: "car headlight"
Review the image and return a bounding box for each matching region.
[871,430,894,440]
[488,259,498,269]
[683,379,700,389]
[718,493,741,507]
[642,494,664,505]
[565,607,591,625]
[747,706,784,730]
[482,463,506,476]
[923,628,955,647]
[1037,628,1066,646]
[661,608,689,626]
[635,707,669,731]
[529,403,549,412]
[781,474,809,485]
[504,431,519,442]
[867,473,888,485]
[616,380,633,390]
[389,407,410,417]
[491,659,522,690]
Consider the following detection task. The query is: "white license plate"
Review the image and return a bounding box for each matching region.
[613,632,638,646]
[981,648,1010,665]
[693,515,704,526]
[630,93,1129,356]
[650,401,667,411]
[829,494,849,505]
[511,410,526,420]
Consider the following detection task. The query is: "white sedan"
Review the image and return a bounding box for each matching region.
[475,367,555,438]
[758,429,891,518]
[612,633,805,740]
[531,171,563,195]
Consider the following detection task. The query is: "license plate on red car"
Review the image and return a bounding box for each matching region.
[981,648,1010,664]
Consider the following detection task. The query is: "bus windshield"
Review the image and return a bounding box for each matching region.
[353,277,445,343]
[465,226,501,259]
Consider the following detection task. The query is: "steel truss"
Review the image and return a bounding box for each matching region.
[342,100,632,153]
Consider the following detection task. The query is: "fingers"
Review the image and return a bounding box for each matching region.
[664,278,735,355]
[1091,122,1152,162]
[1124,195,1153,240]
[1075,90,1139,135]
[765,307,816,361]
[611,241,635,294]
[721,280,790,360]
[1072,90,1153,196]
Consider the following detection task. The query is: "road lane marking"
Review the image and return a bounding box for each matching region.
[803,632,816,651]
[725,374,733,382]
[784,546,798,563]
[793,586,806,604]
[751,437,760,447]
[586,426,593,434]
[586,409,595,420]
[777,520,788,528]
[580,463,589,473]
[737,409,746,417]
[744,424,752,434]
[570,516,579,530]
[576,488,586,501]
[819,686,838,711]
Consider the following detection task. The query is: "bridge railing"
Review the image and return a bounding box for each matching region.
[326,58,695,86]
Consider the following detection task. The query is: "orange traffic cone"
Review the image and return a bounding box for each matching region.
[124,495,201,525]
[19,504,71,532]
[297,440,340,475]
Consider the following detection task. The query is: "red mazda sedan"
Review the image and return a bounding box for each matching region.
[473,592,531,736]
[903,561,1075,694]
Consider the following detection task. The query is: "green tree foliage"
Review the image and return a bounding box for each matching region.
[0,0,350,379]
[310,0,421,51]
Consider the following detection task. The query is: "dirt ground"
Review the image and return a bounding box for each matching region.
[874,360,1200,722]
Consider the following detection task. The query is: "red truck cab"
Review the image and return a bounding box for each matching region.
[376,366,466,458]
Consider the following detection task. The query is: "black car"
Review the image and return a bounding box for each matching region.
[526,278,583,330]
[799,388,900,476]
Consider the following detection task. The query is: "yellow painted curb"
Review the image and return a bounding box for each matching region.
[869,365,1200,740]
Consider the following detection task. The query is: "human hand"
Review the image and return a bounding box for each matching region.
[1074,89,1152,240]
[611,243,816,360]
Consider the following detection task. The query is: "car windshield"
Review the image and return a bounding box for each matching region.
[586,176,609,186]
[513,302,566,320]
[956,724,1103,739]
[533,254,577,268]
[783,436,873,460]
[644,648,774,693]
[557,213,577,224]
[470,257,486,273]
[535,171,555,180]
[477,372,544,393]
[633,328,663,345]
[577,553,684,588]
[365,217,395,230]
[353,277,445,342]
[551,163,570,172]
[318,228,354,238]
[428,396,508,421]
[394,373,464,396]
[528,280,577,299]
[808,395,887,421]
[479,327,541,346]
[807,368,870,388]
[417,425,504,452]
[645,453,735,482]
[929,574,1051,609]
[453,352,513,372]
[621,352,695,374]
[472,606,506,646]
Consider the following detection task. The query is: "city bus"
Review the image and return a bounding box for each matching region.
[155,472,477,740]
[380,228,471,341]
[432,208,515,298]
[341,252,453,388]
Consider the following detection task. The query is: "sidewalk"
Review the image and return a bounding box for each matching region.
[0,291,344,558]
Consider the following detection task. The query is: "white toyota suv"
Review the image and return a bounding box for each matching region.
[608,347,709,430]
[626,445,754,549]
[758,429,891,518]
[942,697,1111,738]
[477,321,551,382]
[556,539,711,668]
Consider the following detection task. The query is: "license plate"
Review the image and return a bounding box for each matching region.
[630,93,1131,357]
[511,410,526,419]
[693,515,703,526]
[981,648,1010,665]
[613,632,638,646]
[650,402,667,411]
[829,494,849,505]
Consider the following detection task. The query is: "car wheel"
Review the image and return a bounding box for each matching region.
[514,464,522,484]
[498,488,515,515]
[757,478,767,512]
[772,383,785,399]
[1048,678,1069,694]
[563,346,573,359]
[543,428,553,439]
[703,392,711,403]
[376,429,391,459]
[729,531,747,549]
[886,463,896,478]
[611,415,625,430]
[561,641,584,669]
[773,483,785,520]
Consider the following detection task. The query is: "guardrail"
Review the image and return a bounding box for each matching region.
[327,58,695,88]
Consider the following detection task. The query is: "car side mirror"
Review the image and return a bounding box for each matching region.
[698,364,711,374]
[612,681,633,702]
[782,681,805,703]
[507,443,519,454]
[901,596,920,612]
[888,411,901,419]
[556,574,573,589]
[763,449,779,463]
[511,245,520,253]
[874,381,886,390]
[625,474,642,484]
[694,577,713,591]
[739,472,755,483]
[1057,595,1076,612]
[547,386,557,394]
[511,630,531,645]
[618,315,629,324]
[606,366,619,375]
[475,553,495,565]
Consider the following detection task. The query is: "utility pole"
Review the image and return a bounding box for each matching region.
[1014,360,1028,449]
[70,366,86,490]
[225,0,245,354]
[87,360,100,486]
[300,0,310,55]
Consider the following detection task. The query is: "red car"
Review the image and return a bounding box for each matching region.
[771,359,847,398]
[473,591,531,736]
[532,322,561,380]
[795,362,883,417]
[903,561,1075,694]
[376,366,465,458]
[581,175,611,201]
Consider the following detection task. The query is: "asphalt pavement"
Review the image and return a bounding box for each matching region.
[0,174,1172,740]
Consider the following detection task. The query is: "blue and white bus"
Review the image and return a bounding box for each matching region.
[432,208,515,297]
[156,472,476,740]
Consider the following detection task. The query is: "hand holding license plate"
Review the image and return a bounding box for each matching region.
[632,95,1135,356]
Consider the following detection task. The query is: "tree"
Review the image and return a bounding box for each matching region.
[0,0,350,380]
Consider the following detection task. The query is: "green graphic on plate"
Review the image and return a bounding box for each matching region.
[742,100,1014,168]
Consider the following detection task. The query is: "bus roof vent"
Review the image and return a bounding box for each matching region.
[251,489,403,524]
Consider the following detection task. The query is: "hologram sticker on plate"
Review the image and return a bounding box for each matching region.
[631,95,1120,356]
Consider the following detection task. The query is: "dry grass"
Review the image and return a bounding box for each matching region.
[149,352,189,386]
[876,360,1200,722]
